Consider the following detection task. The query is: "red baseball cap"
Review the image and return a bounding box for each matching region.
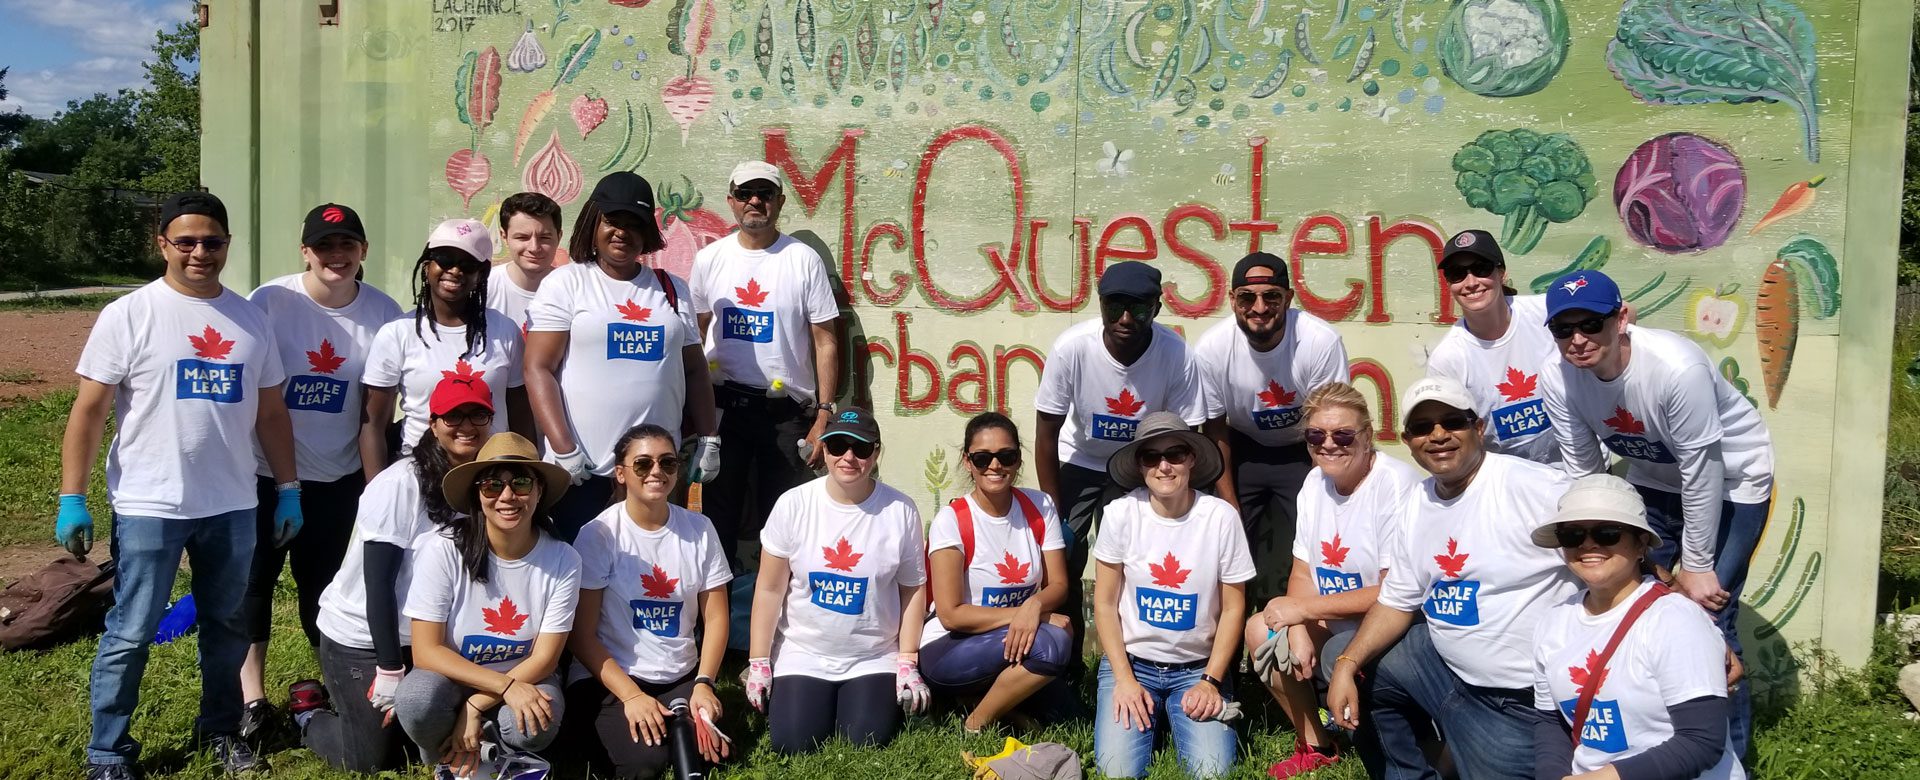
[429,374,494,417]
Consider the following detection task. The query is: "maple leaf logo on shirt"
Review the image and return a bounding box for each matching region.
[1258,381,1296,409]
[823,537,863,572]
[1149,552,1191,589]
[1105,389,1145,417]
[994,552,1031,585]
[441,358,486,383]
[1496,367,1537,402]
[616,299,652,322]
[1434,538,1469,579]
[481,596,530,636]
[735,279,769,307]
[1321,534,1351,568]
[189,326,235,360]
[1568,649,1609,697]
[1604,407,1647,435]
[640,564,679,599]
[305,339,345,374]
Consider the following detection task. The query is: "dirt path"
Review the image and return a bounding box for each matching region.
[0,310,96,402]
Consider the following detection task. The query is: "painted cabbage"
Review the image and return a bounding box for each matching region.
[1613,133,1746,253]
[1437,0,1570,98]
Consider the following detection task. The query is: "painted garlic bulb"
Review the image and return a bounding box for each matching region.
[508,19,546,73]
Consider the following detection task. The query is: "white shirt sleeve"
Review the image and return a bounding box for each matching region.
[1532,616,1558,711]
[1665,364,1728,572]
[539,546,582,634]
[401,535,458,623]
[759,491,799,559]
[897,503,928,588]
[802,253,840,325]
[1091,499,1128,564]
[356,470,421,546]
[1172,350,1208,426]
[501,321,526,389]
[1036,493,1067,551]
[689,253,713,316]
[1032,331,1078,416]
[526,271,572,333]
[1541,366,1607,476]
[699,521,735,591]
[1309,332,1351,395]
[927,503,963,553]
[1646,600,1729,706]
[1195,338,1227,421]
[361,322,404,388]
[1375,493,1430,612]
[1218,506,1258,584]
[671,275,700,347]
[255,325,287,388]
[572,522,613,590]
[75,301,132,385]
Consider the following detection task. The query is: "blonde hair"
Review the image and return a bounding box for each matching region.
[1302,382,1373,430]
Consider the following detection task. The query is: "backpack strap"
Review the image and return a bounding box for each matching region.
[1568,582,1673,746]
[1010,489,1046,550]
[949,497,976,566]
[654,268,680,313]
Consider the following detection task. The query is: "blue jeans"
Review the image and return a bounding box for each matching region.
[1095,656,1238,779]
[88,508,256,765]
[1639,486,1769,759]
[1350,623,1534,780]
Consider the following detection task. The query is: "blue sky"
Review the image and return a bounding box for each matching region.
[0,0,192,117]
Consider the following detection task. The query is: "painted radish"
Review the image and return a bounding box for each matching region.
[446,149,491,210]
[660,75,714,143]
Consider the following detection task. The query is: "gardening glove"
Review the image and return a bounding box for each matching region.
[743,657,772,713]
[896,658,930,714]
[551,446,593,485]
[271,483,305,548]
[1252,629,1297,688]
[689,436,722,484]
[1211,699,1245,723]
[367,666,405,713]
[55,494,94,558]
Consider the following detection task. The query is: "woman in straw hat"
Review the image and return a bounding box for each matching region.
[1092,411,1255,779]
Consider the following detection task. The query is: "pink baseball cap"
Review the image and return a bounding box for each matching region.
[426,218,495,264]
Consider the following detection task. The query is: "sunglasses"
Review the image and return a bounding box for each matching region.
[1233,289,1287,309]
[1101,299,1155,323]
[438,410,495,428]
[731,186,780,202]
[1304,428,1360,447]
[164,237,231,253]
[1137,445,1194,468]
[965,448,1022,470]
[1554,523,1635,549]
[824,437,877,459]
[1403,412,1476,437]
[1440,259,1501,283]
[625,455,681,474]
[477,475,537,499]
[1548,315,1613,340]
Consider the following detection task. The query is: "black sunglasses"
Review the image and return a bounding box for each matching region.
[731,186,780,202]
[1304,428,1360,447]
[437,410,495,428]
[1440,259,1501,283]
[1233,289,1287,309]
[1101,298,1156,324]
[966,448,1021,470]
[1548,315,1613,340]
[164,236,232,253]
[1403,412,1476,437]
[824,437,877,459]
[625,455,681,474]
[1554,523,1634,549]
[477,475,536,499]
[1137,445,1194,467]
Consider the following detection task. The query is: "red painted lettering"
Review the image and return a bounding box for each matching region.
[993,344,1046,416]
[911,125,1034,313]
[1369,216,1451,324]
[1347,358,1397,441]
[762,129,863,300]
[1290,214,1362,321]
[946,342,989,414]
[1228,136,1279,252]
[1161,204,1228,318]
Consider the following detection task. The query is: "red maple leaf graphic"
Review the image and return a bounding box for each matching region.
[1496,367,1537,402]
[189,326,235,360]
[1568,649,1609,697]
[1257,380,1296,409]
[1149,552,1191,589]
[440,358,486,383]
[1320,534,1351,568]
[481,596,530,636]
[1105,388,1145,416]
[1434,537,1469,579]
[823,537,863,572]
[735,279,769,307]
[640,564,680,599]
[1603,407,1647,435]
[305,339,345,374]
[616,299,652,322]
[993,552,1031,585]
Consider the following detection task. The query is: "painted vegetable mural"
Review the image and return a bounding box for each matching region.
[446,46,503,209]
[1437,0,1571,98]
[1754,236,1840,408]
[1750,176,1826,235]
[1614,133,1746,254]
[1450,128,1596,255]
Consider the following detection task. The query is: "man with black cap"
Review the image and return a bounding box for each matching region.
[1194,251,1349,599]
[1033,260,1205,649]
[689,160,842,569]
[59,191,303,778]
[1424,229,1564,465]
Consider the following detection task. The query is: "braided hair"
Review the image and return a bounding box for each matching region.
[566,201,666,266]
[408,245,491,358]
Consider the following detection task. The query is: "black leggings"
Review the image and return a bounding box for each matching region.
[767,673,899,755]
[245,472,364,644]
[564,673,699,779]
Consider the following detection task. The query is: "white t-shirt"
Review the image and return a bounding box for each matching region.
[362,309,524,455]
[1426,295,1563,464]
[688,233,839,403]
[249,274,402,481]
[1378,453,1578,689]
[571,503,733,684]
[487,264,539,335]
[1091,490,1257,664]
[1532,579,1744,779]
[1033,320,1207,471]
[1539,326,1774,502]
[1290,454,1422,634]
[1195,310,1350,447]
[315,459,442,649]
[527,264,701,473]
[760,477,927,681]
[404,529,583,672]
[76,281,287,519]
[921,488,1067,646]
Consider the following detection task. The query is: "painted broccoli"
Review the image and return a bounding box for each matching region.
[1451,129,1596,255]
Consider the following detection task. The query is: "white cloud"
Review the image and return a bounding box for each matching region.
[1,57,148,117]
[0,0,191,116]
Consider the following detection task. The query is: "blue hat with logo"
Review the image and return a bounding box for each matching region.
[821,406,881,443]
[1544,271,1624,321]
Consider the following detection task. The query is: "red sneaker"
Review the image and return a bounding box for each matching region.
[1268,739,1339,779]
[288,679,330,717]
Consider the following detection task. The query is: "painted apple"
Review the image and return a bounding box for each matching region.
[1688,285,1746,348]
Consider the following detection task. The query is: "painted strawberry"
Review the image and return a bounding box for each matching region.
[994,552,1031,585]
[823,537,863,572]
[570,93,609,139]
[306,340,345,374]
[1105,389,1145,417]
[441,358,486,383]
[189,326,235,360]
[1258,380,1296,409]
[735,279,769,307]
[1496,367,1537,402]
[1568,649,1609,697]
[1604,407,1647,436]
[616,299,652,322]
[640,564,679,599]
[1434,538,1469,579]
[1149,552,1191,589]
[482,596,529,635]
[1321,534,1350,568]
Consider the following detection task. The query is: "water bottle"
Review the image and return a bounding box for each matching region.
[666,698,705,780]
[153,594,197,644]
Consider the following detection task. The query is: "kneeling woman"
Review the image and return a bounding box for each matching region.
[746,408,931,754]
[923,412,1073,731]
[395,433,582,775]
[567,424,733,778]
[1529,475,1744,780]
[1093,412,1255,779]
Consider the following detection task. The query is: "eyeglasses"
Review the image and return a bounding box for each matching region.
[731,186,780,202]
[1137,445,1194,468]
[438,410,495,428]
[1554,523,1633,549]
[1101,298,1155,324]
[1440,259,1500,283]
[164,237,231,253]
[1403,412,1476,438]
[965,448,1021,470]
[823,437,877,459]
[1304,428,1360,447]
[1233,289,1287,309]
[625,455,681,474]
[477,475,536,499]
[1548,315,1613,340]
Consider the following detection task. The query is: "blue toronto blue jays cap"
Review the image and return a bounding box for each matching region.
[821,406,881,443]
[1545,271,1624,321]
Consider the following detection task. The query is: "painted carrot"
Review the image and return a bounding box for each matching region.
[1754,257,1798,409]
[1748,175,1825,235]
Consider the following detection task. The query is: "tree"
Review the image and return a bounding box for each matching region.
[0,68,34,148]
[137,19,199,192]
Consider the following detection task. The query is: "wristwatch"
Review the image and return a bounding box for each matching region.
[1200,674,1224,688]
[814,401,838,414]
[694,675,716,690]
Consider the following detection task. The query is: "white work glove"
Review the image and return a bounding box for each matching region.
[743,657,772,713]
[1252,628,1298,688]
[367,666,405,713]
[896,658,930,714]
[551,446,592,485]
[690,436,721,484]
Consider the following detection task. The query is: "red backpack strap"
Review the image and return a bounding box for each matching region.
[949,497,976,567]
[655,268,679,313]
[1568,582,1672,746]
[1011,489,1046,550]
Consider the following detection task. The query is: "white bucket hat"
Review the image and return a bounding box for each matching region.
[1530,473,1657,548]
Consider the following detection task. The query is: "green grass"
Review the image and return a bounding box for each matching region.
[0,291,128,312]
[0,389,111,549]
[0,271,148,295]
[1882,319,1920,611]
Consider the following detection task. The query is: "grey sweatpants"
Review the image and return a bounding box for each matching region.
[392,668,564,763]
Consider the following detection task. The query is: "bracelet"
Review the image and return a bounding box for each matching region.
[501,678,516,696]
[274,481,301,493]
[694,675,716,689]
[1335,654,1367,679]
[1199,674,1224,688]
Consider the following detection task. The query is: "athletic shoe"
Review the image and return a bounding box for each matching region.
[85,764,140,780]
[237,699,275,741]
[200,733,264,776]
[288,679,330,729]
[1268,739,1339,779]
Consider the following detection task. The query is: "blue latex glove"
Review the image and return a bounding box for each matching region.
[273,484,304,548]
[55,494,93,558]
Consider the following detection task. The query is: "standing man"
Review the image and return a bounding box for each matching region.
[488,191,565,333]
[1324,376,1575,779]
[1194,252,1349,598]
[1538,269,1772,757]
[690,160,841,569]
[1424,229,1563,465]
[58,192,304,779]
[1033,261,1206,646]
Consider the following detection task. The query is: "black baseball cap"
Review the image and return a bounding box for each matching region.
[301,203,367,246]
[159,192,229,235]
[820,406,881,443]
[1098,261,1162,301]
[1441,229,1504,268]
[1232,252,1289,289]
[589,172,656,219]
